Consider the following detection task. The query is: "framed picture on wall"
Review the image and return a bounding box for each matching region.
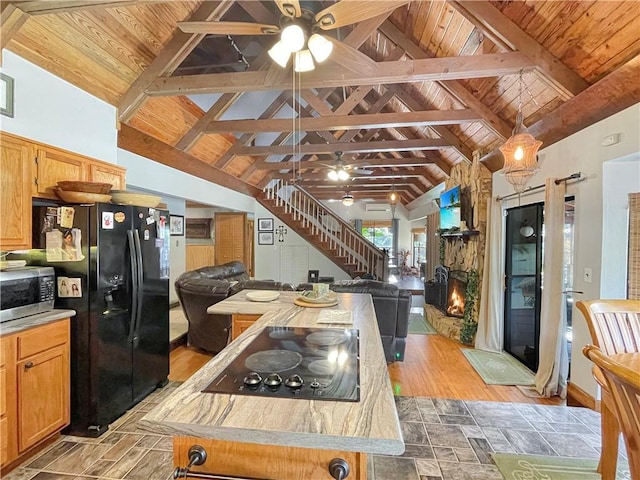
[258,231,274,245]
[258,218,273,231]
[169,215,184,236]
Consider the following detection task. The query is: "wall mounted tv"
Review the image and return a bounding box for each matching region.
[440,185,462,230]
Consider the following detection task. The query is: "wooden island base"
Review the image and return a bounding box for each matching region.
[174,436,366,480]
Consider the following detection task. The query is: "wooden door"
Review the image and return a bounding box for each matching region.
[35,146,86,197]
[215,213,246,265]
[0,135,32,250]
[17,344,70,452]
[88,162,126,189]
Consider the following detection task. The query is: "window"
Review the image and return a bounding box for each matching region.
[361,220,394,258]
[412,229,426,267]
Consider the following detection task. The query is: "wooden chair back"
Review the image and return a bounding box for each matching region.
[576,300,640,355]
[583,346,640,478]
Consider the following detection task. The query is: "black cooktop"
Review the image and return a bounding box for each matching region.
[203,326,360,402]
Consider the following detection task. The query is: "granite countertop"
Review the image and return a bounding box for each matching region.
[206,290,300,315]
[0,309,76,336]
[140,292,404,455]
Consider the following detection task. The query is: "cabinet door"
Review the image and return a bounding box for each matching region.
[231,314,261,340]
[0,136,32,250]
[89,162,126,190]
[17,345,70,452]
[215,213,246,265]
[1,335,17,468]
[35,147,86,197]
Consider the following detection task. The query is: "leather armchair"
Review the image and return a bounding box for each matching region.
[330,279,411,363]
[174,261,294,353]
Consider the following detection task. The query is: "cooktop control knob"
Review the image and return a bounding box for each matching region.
[264,373,283,388]
[285,374,304,389]
[310,378,320,389]
[243,372,262,386]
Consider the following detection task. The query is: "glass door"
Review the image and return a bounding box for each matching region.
[504,203,543,371]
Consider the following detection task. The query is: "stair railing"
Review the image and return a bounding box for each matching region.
[263,180,388,280]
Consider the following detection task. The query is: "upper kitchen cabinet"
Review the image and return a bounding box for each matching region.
[34,144,126,198]
[88,162,125,190]
[0,134,32,251]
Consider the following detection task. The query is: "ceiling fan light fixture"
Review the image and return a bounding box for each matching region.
[268,40,291,68]
[294,49,315,72]
[281,23,305,52]
[337,168,350,181]
[308,34,332,63]
[342,194,354,207]
[327,169,339,181]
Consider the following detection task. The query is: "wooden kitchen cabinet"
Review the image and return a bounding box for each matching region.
[34,145,87,197]
[0,319,70,471]
[88,161,126,190]
[214,212,248,266]
[231,314,261,340]
[0,135,32,250]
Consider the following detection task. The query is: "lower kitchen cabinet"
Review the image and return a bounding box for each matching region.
[0,318,70,472]
[231,314,261,340]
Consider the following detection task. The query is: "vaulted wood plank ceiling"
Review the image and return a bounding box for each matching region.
[3,0,640,206]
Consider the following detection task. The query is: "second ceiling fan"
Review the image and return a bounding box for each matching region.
[325,151,373,180]
[178,1,409,72]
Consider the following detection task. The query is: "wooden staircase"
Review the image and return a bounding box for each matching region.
[257,180,389,281]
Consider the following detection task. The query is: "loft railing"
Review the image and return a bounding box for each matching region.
[263,179,388,281]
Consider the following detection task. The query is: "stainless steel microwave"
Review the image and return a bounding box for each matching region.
[0,267,55,322]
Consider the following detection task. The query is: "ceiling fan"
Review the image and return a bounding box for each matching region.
[178,1,409,72]
[325,151,373,180]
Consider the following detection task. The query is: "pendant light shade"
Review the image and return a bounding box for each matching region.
[268,40,291,68]
[327,169,339,181]
[281,24,305,53]
[499,74,542,193]
[308,34,333,63]
[294,50,315,72]
[342,193,354,206]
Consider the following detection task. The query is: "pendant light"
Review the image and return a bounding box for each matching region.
[342,193,354,206]
[499,71,542,193]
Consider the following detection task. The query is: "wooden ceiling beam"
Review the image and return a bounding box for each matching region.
[117,0,234,123]
[147,52,536,96]
[379,20,512,142]
[118,124,260,197]
[447,0,589,98]
[205,109,481,134]
[0,3,28,63]
[14,0,154,14]
[239,138,453,157]
[481,55,640,172]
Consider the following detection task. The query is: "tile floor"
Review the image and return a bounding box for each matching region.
[4,383,623,480]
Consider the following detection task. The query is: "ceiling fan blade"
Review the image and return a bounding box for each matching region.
[351,168,374,175]
[178,21,280,36]
[274,0,301,18]
[314,1,410,30]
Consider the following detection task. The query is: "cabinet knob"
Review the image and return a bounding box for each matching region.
[24,361,34,369]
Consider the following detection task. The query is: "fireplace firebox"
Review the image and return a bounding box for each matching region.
[424,266,468,317]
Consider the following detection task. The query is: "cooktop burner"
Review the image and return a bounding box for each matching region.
[203,327,360,402]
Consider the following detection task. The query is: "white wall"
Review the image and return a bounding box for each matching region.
[601,155,640,297]
[493,103,640,398]
[253,203,351,283]
[0,51,117,163]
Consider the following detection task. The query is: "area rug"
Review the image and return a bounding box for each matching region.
[461,349,535,385]
[492,453,631,480]
[408,312,437,335]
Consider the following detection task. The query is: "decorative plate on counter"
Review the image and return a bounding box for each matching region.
[110,191,162,208]
[245,291,280,302]
[296,290,338,304]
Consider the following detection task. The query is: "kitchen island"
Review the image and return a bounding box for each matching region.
[139,291,403,479]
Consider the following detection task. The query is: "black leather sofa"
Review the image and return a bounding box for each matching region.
[174,261,294,353]
[324,279,412,363]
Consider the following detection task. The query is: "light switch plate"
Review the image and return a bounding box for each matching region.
[584,267,593,284]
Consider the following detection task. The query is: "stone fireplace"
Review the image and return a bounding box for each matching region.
[423,154,492,343]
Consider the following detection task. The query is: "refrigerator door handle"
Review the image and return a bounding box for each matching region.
[132,229,144,344]
[127,230,139,343]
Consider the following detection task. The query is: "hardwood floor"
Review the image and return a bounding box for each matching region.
[169,333,564,405]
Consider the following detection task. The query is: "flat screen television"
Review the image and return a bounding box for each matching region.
[440,185,461,230]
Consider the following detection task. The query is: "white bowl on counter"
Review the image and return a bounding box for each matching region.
[245,291,280,302]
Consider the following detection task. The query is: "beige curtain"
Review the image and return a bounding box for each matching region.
[425,211,440,281]
[535,178,569,398]
[475,197,503,352]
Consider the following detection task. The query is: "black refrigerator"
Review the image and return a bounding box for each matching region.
[29,202,170,436]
